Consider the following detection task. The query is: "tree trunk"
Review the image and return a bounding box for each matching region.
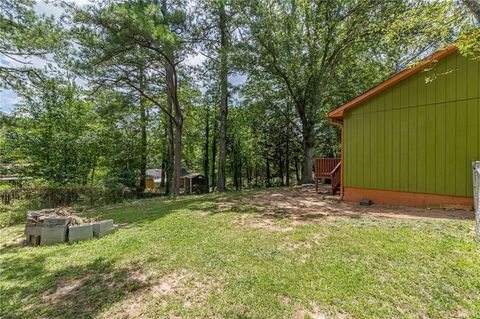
[162,0,182,196]
[285,105,291,186]
[285,137,290,186]
[162,0,174,196]
[217,2,228,192]
[464,0,480,21]
[161,157,166,188]
[164,89,174,195]
[279,153,284,186]
[211,113,218,191]
[266,154,271,187]
[203,105,210,192]
[138,63,147,194]
[173,118,183,196]
[301,134,314,184]
[294,156,300,183]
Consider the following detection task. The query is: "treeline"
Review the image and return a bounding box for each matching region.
[0,0,477,196]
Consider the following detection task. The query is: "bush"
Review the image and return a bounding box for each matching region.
[0,200,31,227]
[0,185,162,227]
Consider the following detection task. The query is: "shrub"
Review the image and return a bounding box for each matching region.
[0,200,31,227]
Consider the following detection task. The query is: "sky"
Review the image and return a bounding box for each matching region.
[0,0,77,113]
[0,0,246,114]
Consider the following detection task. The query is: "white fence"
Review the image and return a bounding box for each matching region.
[473,161,480,238]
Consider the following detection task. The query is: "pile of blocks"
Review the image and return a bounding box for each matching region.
[25,209,117,246]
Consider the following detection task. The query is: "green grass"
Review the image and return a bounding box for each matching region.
[1,189,479,318]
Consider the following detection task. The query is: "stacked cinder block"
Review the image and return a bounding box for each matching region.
[92,220,117,238]
[24,210,117,246]
[68,224,94,242]
[40,217,69,245]
[25,217,43,246]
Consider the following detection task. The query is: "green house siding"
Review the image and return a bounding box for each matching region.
[344,51,480,197]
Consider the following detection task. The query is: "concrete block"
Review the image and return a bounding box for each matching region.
[68,224,93,242]
[98,225,118,238]
[41,227,67,245]
[92,220,115,238]
[27,235,41,246]
[43,216,70,228]
[25,225,42,236]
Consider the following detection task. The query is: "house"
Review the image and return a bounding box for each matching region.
[327,45,479,208]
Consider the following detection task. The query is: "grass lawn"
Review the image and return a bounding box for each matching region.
[1,187,479,318]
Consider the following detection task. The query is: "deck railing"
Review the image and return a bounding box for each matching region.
[315,158,341,195]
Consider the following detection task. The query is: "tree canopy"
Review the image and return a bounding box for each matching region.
[0,0,477,194]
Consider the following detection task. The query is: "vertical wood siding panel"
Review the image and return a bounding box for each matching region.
[416,105,426,193]
[400,107,409,191]
[408,107,417,192]
[467,55,479,99]
[425,104,436,194]
[348,114,355,186]
[400,81,409,108]
[359,113,365,187]
[350,114,356,187]
[393,84,401,109]
[348,114,354,186]
[384,109,393,190]
[385,88,392,111]
[378,95,385,190]
[365,111,371,188]
[457,53,467,100]
[418,74,427,106]
[344,115,350,186]
[408,75,418,107]
[436,59,446,104]
[356,113,362,187]
[455,100,467,196]
[392,109,401,190]
[417,71,428,194]
[445,54,457,102]
[466,99,479,196]
[435,103,446,194]
[445,102,456,195]
[371,110,378,189]
[426,74,436,107]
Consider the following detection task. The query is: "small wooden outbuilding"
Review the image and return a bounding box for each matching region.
[180,173,207,194]
[144,168,188,190]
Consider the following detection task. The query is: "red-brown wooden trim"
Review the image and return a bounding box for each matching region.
[343,187,473,209]
[328,45,458,120]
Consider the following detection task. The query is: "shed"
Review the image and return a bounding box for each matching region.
[180,173,207,194]
[328,45,480,208]
[145,168,188,190]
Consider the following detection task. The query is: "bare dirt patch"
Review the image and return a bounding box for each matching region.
[294,302,351,319]
[220,186,473,230]
[42,275,95,306]
[101,268,221,318]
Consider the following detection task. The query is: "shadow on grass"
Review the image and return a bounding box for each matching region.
[178,187,475,223]
[92,188,268,224]
[1,254,149,318]
[85,193,226,225]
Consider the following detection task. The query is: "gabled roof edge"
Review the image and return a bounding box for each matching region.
[328,45,458,120]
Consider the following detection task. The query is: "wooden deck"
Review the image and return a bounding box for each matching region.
[315,158,341,195]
